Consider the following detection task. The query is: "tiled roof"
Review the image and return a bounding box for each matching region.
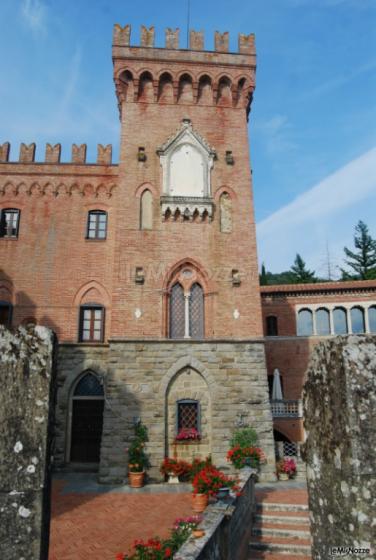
[260,279,376,296]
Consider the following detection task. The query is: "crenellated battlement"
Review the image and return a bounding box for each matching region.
[112,25,256,117]
[0,142,113,165]
[112,24,255,54]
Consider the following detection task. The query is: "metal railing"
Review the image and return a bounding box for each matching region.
[270,399,303,418]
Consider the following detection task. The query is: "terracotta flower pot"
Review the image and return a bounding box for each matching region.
[278,472,289,481]
[128,470,145,488]
[192,493,209,513]
[192,529,205,538]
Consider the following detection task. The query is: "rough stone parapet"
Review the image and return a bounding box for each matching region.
[175,469,256,560]
[302,335,376,559]
[0,325,56,560]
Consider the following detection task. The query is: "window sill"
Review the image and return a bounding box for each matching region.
[0,237,18,240]
[84,238,107,242]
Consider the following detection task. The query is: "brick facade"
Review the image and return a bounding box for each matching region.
[0,25,277,483]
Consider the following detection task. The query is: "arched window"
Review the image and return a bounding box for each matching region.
[0,208,20,238]
[119,70,134,102]
[169,283,185,339]
[351,307,365,334]
[266,316,278,336]
[333,307,348,335]
[87,210,107,240]
[177,399,200,435]
[140,190,153,230]
[217,77,232,106]
[369,306,376,333]
[297,309,313,336]
[0,301,12,327]
[189,283,204,339]
[169,281,205,339]
[316,308,330,335]
[70,372,104,463]
[219,192,232,233]
[79,304,105,342]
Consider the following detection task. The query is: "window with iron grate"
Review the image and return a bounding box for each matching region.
[74,372,104,397]
[189,283,204,339]
[177,399,200,433]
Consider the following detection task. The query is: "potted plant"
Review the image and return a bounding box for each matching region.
[226,445,266,469]
[160,457,191,483]
[127,421,150,488]
[175,427,201,442]
[276,457,297,480]
[191,465,239,512]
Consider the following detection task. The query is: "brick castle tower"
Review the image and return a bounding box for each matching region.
[0,25,275,482]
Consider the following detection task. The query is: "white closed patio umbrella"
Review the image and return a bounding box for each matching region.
[272,368,283,400]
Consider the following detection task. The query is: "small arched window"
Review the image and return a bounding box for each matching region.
[140,190,153,230]
[74,372,104,397]
[316,308,330,335]
[219,192,232,233]
[189,283,204,339]
[297,309,313,336]
[79,304,105,342]
[0,208,20,238]
[350,307,365,334]
[266,316,278,336]
[333,307,348,335]
[369,306,376,333]
[0,301,12,327]
[169,283,185,339]
[87,210,107,240]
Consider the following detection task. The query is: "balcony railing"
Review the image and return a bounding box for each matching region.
[270,399,303,418]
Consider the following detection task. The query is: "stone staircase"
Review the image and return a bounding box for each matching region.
[248,501,312,559]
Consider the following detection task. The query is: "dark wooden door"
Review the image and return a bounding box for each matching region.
[70,399,104,463]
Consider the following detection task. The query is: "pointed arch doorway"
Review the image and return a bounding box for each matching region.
[69,372,104,464]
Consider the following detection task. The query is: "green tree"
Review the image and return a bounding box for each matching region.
[260,263,268,286]
[290,254,316,283]
[341,221,376,280]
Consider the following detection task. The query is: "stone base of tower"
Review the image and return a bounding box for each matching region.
[54,341,276,484]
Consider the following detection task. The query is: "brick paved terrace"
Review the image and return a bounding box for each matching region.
[49,475,194,560]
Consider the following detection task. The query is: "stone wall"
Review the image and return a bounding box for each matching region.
[302,335,376,559]
[175,468,256,560]
[55,340,276,483]
[0,326,56,560]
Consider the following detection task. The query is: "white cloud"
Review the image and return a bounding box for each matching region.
[257,147,376,274]
[254,115,297,156]
[21,0,47,34]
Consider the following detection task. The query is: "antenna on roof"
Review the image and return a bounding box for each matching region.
[186,0,191,48]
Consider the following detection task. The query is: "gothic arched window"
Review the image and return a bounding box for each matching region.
[169,281,205,339]
[140,190,153,230]
[189,283,204,339]
[169,283,185,339]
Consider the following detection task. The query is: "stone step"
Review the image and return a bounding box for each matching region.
[252,525,311,539]
[250,553,311,560]
[257,502,309,512]
[249,538,312,555]
[255,514,310,525]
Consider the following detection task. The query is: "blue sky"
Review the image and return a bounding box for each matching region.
[1,0,375,277]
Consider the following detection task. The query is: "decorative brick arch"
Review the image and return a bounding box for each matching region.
[134,182,158,198]
[214,185,237,202]
[73,280,111,308]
